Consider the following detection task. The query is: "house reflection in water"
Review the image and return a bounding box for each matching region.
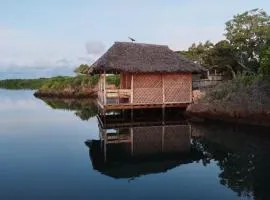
[85,109,203,179]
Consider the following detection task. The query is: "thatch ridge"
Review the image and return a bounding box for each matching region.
[90,42,204,73]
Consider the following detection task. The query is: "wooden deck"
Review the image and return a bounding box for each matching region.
[98,100,190,110]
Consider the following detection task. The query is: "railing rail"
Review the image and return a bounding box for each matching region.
[98,89,131,105]
[106,89,131,98]
[193,79,222,89]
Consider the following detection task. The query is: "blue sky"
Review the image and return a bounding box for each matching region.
[0,0,269,78]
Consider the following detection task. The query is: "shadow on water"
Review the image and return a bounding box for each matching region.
[85,108,270,199]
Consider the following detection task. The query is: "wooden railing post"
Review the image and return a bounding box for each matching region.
[103,71,106,105]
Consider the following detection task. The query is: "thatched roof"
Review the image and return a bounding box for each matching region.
[90,42,204,74]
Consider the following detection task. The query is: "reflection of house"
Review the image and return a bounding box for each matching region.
[89,42,203,110]
[99,125,192,159]
[85,112,203,179]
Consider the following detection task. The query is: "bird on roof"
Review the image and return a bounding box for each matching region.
[128,37,136,42]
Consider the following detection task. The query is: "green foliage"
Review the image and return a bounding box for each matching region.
[39,75,99,91]
[259,42,270,76]
[0,75,99,91]
[225,8,270,73]
[181,9,270,78]
[106,75,120,87]
[74,64,90,74]
[179,40,214,68]
[0,78,49,90]
[207,75,260,101]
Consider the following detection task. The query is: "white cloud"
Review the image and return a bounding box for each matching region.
[0,27,98,70]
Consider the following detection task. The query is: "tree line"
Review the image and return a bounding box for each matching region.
[179,8,270,78]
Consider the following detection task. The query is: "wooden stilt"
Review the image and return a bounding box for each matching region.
[162,126,165,153]
[162,106,165,125]
[131,109,134,122]
[103,129,107,162]
[130,127,134,156]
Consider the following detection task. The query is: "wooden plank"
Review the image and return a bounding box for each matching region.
[102,121,189,129]
[106,140,131,144]
[103,103,189,110]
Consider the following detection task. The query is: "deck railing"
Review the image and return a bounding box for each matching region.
[98,89,131,105]
[193,79,222,90]
[106,89,131,98]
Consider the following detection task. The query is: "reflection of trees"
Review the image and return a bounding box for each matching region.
[192,123,270,199]
[37,97,98,120]
[193,138,254,198]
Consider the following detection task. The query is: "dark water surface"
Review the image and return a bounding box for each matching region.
[1,89,270,200]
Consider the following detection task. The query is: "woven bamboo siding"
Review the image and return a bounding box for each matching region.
[133,74,163,104]
[132,73,192,104]
[163,125,191,153]
[164,74,192,103]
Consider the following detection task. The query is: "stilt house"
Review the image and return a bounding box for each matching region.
[89,42,203,110]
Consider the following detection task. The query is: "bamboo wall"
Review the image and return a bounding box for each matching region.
[133,73,192,104]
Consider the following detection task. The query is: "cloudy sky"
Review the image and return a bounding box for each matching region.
[0,0,269,79]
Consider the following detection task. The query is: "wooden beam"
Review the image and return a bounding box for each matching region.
[162,74,165,103]
[131,74,134,104]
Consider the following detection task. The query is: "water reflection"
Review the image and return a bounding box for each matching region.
[192,123,270,199]
[22,94,270,199]
[85,109,200,179]
[85,108,270,199]
[37,97,98,120]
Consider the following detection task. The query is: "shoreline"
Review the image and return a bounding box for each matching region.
[186,103,270,127]
[33,89,97,99]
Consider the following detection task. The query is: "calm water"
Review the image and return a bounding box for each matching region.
[1,89,270,200]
